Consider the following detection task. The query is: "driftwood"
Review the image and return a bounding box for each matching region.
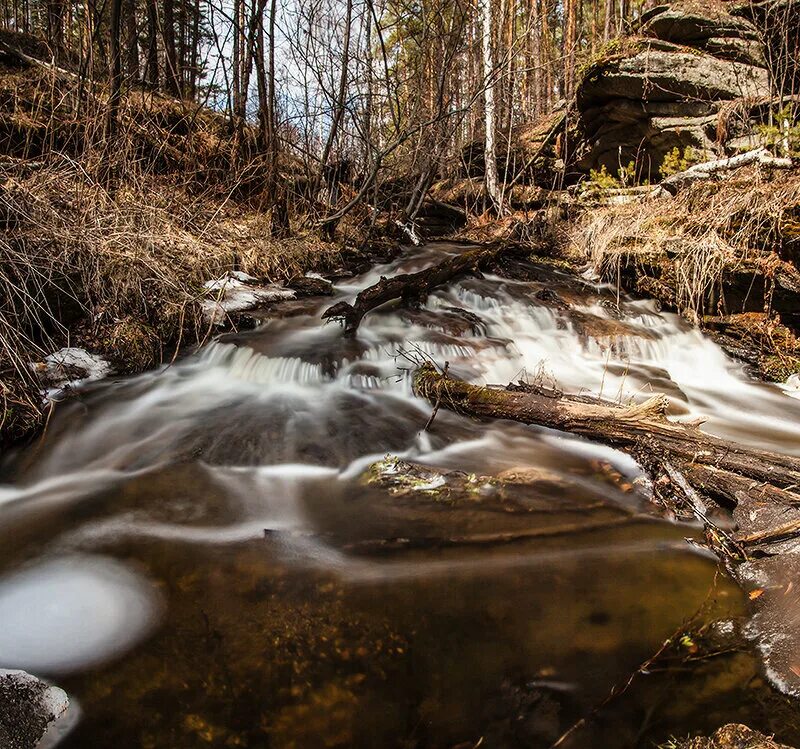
[322,243,512,336]
[412,364,800,542]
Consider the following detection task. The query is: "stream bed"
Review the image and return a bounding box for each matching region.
[3,243,800,748]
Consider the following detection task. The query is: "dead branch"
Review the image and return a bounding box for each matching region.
[322,243,516,336]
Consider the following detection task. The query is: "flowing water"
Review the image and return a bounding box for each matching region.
[3,242,800,748]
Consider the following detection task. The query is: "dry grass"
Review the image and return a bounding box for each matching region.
[571,167,800,322]
[0,29,363,447]
[0,155,346,447]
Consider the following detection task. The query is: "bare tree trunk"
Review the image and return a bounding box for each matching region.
[46,0,64,58]
[481,0,502,211]
[163,0,180,96]
[144,0,159,87]
[254,1,269,150]
[530,0,542,116]
[106,0,123,139]
[312,0,353,207]
[124,0,139,82]
[564,0,577,97]
[323,244,510,336]
[604,0,614,41]
[266,0,288,236]
[178,0,187,92]
[189,0,200,97]
[412,364,800,513]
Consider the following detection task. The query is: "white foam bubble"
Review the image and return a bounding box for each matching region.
[0,555,161,674]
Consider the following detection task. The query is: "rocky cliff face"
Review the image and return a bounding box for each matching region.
[575,1,774,179]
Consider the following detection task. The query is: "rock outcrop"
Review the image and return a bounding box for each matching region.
[575,0,774,179]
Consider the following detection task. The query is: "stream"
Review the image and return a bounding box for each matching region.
[3,242,800,747]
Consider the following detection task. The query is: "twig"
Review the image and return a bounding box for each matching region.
[423,361,449,431]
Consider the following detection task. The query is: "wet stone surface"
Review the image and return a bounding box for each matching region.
[0,670,68,749]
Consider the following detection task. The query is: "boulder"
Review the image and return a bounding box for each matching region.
[578,49,768,106]
[575,1,773,180]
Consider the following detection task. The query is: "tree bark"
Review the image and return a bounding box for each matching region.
[124,0,139,81]
[189,0,200,97]
[481,0,502,211]
[311,0,353,205]
[564,0,578,97]
[661,147,793,194]
[46,0,65,59]
[163,0,180,95]
[106,0,123,139]
[412,364,800,516]
[603,0,614,41]
[144,0,159,87]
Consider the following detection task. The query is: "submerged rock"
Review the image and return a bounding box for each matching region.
[286,273,334,297]
[0,669,69,749]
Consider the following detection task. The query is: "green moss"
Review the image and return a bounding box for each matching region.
[528,254,576,272]
[760,354,800,382]
[363,456,451,498]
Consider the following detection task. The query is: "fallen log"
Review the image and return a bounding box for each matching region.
[322,243,514,336]
[412,364,800,520]
[661,147,793,194]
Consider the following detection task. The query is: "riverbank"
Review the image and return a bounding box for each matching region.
[0,156,399,448]
[0,27,407,449]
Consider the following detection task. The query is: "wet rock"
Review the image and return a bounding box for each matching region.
[0,669,69,749]
[670,723,795,748]
[704,312,800,381]
[202,271,295,326]
[348,456,641,554]
[479,678,579,747]
[495,466,562,484]
[397,306,486,336]
[569,309,658,341]
[286,274,334,297]
[533,287,570,309]
[734,550,800,699]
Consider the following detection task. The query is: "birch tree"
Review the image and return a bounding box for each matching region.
[481,0,502,211]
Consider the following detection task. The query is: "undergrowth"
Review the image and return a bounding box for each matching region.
[0,155,348,447]
[568,167,800,378]
[0,32,364,448]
